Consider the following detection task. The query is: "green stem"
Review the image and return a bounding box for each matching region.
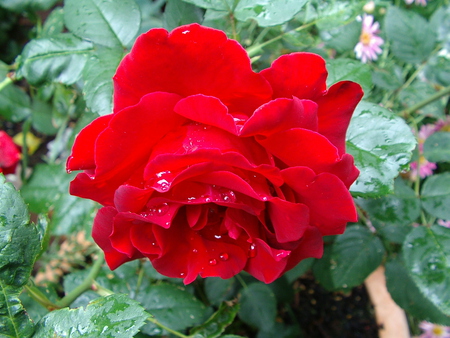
[247,20,317,57]
[146,316,189,338]
[92,281,114,297]
[55,253,104,308]
[0,76,12,92]
[235,273,248,289]
[24,283,60,311]
[403,85,450,116]
[20,118,32,182]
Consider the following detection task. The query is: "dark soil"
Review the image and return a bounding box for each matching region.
[292,274,379,338]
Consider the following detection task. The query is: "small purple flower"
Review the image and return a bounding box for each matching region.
[438,219,450,228]
[405,0,428,6]
[419,321,450,338]
[354,15,384,63]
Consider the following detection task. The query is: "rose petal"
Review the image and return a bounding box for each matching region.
[283,226,323,272]
[114,24,271,114]
[151,215,248,284]
[282,167,357,235]
[175,95,238,134]
[114,185,153,213]
[244,238,290,283]
[260,53,327,100]
[0,131,20,173]
[66,115,111,171]
[315,81,363,154]
[258,128,341,171]
[267,198,310,243]
[241,97,318,137]
[92,207,143,269]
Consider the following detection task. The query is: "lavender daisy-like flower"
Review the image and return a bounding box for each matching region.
[419,321,450,338]
[354,15,384,63]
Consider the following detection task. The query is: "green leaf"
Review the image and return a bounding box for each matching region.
[0,175,41,338]
[179,0,232,12]
[312,245,336,291]
[399,81,445,118]
[234,0,308,27]
[0,284,35,338]
[326,59,372,96]
[372,66,403,91]
[347,101,417,197]
[82,46,123,116]
[64,0,141,48]
[163,0,204,31]
[0,175,41,287]
[421,173,450,219]
[320,21,360,54]
[238,283,276,331]
[424,132,450,163]
[0,0,58,12]
[40,7,65,37]
[356,178,420,243]
[0,62,31,122]
[189,302,239,338]
[331,225,385,290]
[31,99,58,135]
[16,33,93,86]
[33,294,148,337]
[424,55,450,87]
[205,277,236,307]
[385,6,436,64]
[138,283,209,332]
[403,225,450,316]
[20,163,96,235]
[385,256,450,325]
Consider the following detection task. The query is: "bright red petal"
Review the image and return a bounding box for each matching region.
[282,167,357,235]
[114,24,271,114]
[260,53,327,100]
[315,81,363,154]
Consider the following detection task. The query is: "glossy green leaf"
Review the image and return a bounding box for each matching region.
[64,0,141,48]
[0,175,41,338]
[326,59,372,96]
[347,101,417,197]
[238,283,276,331]
[421,173,450,219]
[205,277,236,307]
[0,175,41,287]
[356,178,420,243]
[320,21,360,54]
[138,283,209,332]
[424,132,450,163]
[189,302,239,338]
[0,62,31,122]
[31,99,58,135]
[385,6,436,64]
[234,0,308,27]
[163,0,204,31]
[82,47,123,116]
[331,225,385,290]
[312,245,336,291]
[386,256,450,325]
[403,225,450,316]
[33,294,148,337]
[0,284,35,338]
[16,33,93,86]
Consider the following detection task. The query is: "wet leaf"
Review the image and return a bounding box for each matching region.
[424,132,450,163]
[347,101,416,197]
[33,294,148,337]
[238,283,276,331]
[403,225,450,316]
[421,173,450,219]
[190,302,239,338]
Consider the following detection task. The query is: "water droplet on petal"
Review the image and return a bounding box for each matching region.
[192,248,198,253]
[66,168,72,174]
[156,179,170,191]
[209,259,217,266]
[214,234,222,239]
[180,272,186,277]
[219,253,229,261]
[248,243,256,258]
[155,203,169,216]
[218,189,236,203]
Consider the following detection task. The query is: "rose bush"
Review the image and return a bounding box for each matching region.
[67,23,363,284]
[0,131,20,175]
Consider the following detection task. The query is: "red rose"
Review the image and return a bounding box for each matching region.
[67,24,362,284]
[0,131,20,175]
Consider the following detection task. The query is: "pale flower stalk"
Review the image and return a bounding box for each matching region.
[354,14,384,63]
[405,0,428,6]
